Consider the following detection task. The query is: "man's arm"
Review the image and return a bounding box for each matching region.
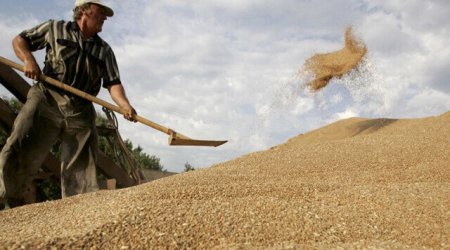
[107,84,137,122]
[12,35,41,81]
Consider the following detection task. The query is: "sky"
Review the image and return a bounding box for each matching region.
[1,0,449,172]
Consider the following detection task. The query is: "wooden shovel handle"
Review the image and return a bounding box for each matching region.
[0,56,190,139]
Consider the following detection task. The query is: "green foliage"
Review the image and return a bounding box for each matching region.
[0,129,6,146]
[184,162,195,172]
[6,97,23,113]
[96,113,164,171]
[124,139,164,171]
[0,97,22,145]
[36,178,61,201]
[50,141,62,161]
[95,112,110,127]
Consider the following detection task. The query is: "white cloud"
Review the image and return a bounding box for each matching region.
[404,88,450,117]
[334,109,359,121]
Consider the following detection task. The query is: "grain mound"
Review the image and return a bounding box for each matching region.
[304,27,367,91]
[0,111,449,249]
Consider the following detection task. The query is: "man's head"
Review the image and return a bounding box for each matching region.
[73,0,113,37]
[73,0,114,20]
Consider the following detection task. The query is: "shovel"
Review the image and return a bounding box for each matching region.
[0,56,227,147]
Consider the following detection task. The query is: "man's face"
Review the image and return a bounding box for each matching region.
[84,4,107,34]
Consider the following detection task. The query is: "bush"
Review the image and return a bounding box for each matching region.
[184,162,195,172]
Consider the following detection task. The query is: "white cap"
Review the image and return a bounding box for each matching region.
[74,0,114,17]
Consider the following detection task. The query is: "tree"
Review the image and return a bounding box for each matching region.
[124,139,164,171]
[0,129,7,146]
[95,112,164,171]
[4,97,23,112]
[184,162,195,172]
[0,97,22,145]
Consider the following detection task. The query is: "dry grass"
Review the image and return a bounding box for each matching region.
[0,111,449,249]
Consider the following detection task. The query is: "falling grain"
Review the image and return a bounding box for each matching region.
[304,27,367,91]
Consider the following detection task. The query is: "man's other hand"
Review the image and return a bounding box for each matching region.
[123,105,137,122]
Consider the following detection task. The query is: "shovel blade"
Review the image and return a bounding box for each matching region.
[169,137,227,147]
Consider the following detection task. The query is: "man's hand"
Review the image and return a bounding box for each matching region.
[108,84,137,123]
[23,58,41,81]
[122,104,137,122]
[13,35,41,81]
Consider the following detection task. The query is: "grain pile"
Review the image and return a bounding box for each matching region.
[304,27,367,91]
[0,111,449,249]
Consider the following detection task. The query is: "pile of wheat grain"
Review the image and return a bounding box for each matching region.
[0,111,449,249]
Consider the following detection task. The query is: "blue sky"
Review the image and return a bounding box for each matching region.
[1,0,449,172]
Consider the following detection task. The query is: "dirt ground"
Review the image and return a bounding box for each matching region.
[0,111,449,249]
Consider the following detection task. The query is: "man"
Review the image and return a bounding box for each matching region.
[0,0,136,207]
